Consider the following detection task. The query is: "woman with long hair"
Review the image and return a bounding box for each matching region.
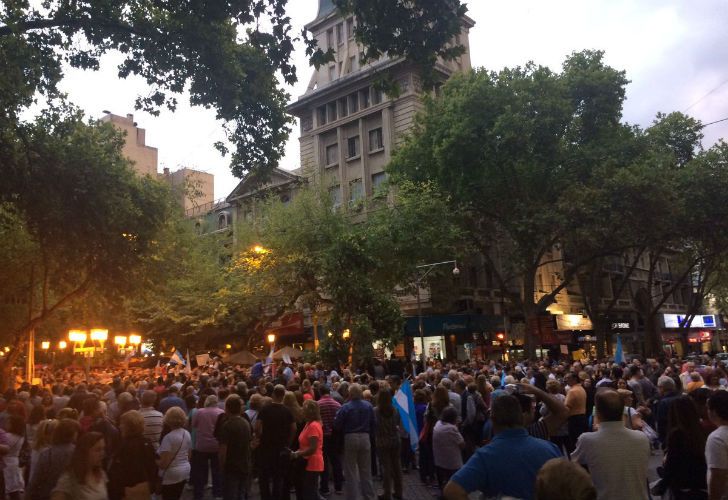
[29,419,57,479]
[420,386,452,486]
[50,431,108,500]
[662,396,708,499]
[283,390,305,499]
[107,410,158,500]
[27,418,79,500]
[375,388,403,500]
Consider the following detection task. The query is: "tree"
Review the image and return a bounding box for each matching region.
[389,50,636,357]
[1,0,468,179]
[0,106,175,388]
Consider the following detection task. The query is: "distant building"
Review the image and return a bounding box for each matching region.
[101,112,158,177]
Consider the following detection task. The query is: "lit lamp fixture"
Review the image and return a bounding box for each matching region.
[267,333,276,344]
[114,336,127,347]
[128,334,142,345]
[68,330,87,344]
[225,344,232,350]
[41,341,50,350]
[90,329,108,342]
[342,329,351,339]
[58,341,67,349]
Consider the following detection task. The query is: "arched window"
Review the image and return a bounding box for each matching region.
[218,211,230,230]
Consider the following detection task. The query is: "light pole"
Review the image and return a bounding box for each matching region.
[414,260,460,373]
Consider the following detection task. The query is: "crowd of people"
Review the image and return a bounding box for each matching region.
[0,352,727,500]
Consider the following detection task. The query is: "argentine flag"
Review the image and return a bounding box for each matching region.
[393,380,418,452]
[170,348,186,366]
[614,335,625,364]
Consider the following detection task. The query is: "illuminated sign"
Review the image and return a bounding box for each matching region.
[663,314,717,329]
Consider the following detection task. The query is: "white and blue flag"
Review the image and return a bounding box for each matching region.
[614,335,625,364]
[170,349,186,366]
[393,380,419,452]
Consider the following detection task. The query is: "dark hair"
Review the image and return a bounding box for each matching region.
[82,396,100,416]
[225,396,242,415]
[53,418,80,445]
[668,396,706,457]
[70,432,104,484]
[6,414,25,435]
[491,395,524,428]
[319,385,331,396]
[440,406,458,424]
[595,390,623,422]
[272,385,286,400]
[708,390,728,421]
[377,388,395,417]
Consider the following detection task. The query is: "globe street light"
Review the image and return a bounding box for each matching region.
[41,341,50,350]
[58,341,67,350]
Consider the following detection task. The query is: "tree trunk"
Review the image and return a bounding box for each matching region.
[644,313,661,358]
[593,315,609,359]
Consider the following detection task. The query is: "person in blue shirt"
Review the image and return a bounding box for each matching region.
[159,385,187,415]
[444,394,562,500]
[333,383,376,500]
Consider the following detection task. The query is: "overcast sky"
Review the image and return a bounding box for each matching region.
[58,0,728,199]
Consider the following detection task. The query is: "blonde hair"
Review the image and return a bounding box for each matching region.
[164,406,187,429]
[302,400,321,422]
[535,458,596,500]
[119,410,145,438]
[283,391,303,422]
[33,419,58,451]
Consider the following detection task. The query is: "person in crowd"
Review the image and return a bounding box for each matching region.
[421,386,452,485]
[661,396,708,499]
[3,415,25,500]
[692,388,719,434]
[218,394,251,500]
[107,410,158,500]
[157,407,192,500]
[78,397,118,468]
[292,400,324,500]
[534,458,597,500]
[190,394,224,500]
[706,390,728,500]
[688,372,707,393]
[374,388,402,500]
[443,394,561,500]
[564,372,588,455]
[50,431,108,500]
[29,418,56,479]
[333,383,376,500]
[159,386,187,415]
[542,379,569,452]
[432,406,464,494]
[571,390,651,500]
[27,418,79,500]
[656,375,681,447]
[284,390,306,498]
[245,393,263,429]
[138,390,163,450]
[256,385,295,500]
[317,384,343,496]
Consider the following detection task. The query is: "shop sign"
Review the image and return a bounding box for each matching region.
[610,321,632,331]
[663,314,717,329]
[577,334,596,342]
[555,314,593,331]
[688,331,712,343]
[529,316,556,344]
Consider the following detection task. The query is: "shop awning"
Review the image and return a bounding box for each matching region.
[404,314,504,337]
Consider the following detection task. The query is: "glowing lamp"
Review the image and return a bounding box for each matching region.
[267,334,276,344]
[342,329,351,339]
[41,341,50,350]
[114,336,127,346]
[68,330,87,343]
[58,341,67,349]
[129,334,142,345]
[90,329,108,342]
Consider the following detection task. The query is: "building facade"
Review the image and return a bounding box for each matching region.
[101,112,158,177]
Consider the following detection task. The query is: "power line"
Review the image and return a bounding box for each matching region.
[684,77,728,112]
[701,116,728,128]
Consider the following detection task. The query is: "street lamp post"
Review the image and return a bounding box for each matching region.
[414,260,460,374]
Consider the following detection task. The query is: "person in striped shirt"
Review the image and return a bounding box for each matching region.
[138,390,163,450]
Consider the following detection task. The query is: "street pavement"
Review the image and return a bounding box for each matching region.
[182,450,666,499]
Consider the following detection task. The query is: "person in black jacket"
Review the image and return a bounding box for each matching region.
[107,410,158,500]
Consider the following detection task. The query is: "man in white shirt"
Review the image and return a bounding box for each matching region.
[706,390,728,500]
[572,389,650,500]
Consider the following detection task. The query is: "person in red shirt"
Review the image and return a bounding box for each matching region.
[293,400,324,500]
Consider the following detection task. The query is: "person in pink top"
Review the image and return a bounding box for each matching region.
[190,394,224,500]
[293,400,324,500]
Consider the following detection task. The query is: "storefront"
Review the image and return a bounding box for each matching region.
[554,314,595,359]
[404,314,504,361]
[661,314,719,355]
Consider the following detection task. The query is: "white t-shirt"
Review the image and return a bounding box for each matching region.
[706,425,728,500]
[158,428,191,485]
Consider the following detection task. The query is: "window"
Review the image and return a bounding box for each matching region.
[336,23,343,45]
[349,55,356,73]
[371,172,387,192]
[348,93,359,114]
[325,143,339,166]
[359,88,370,109]
[329,185,341,207]
[338,62,343,77]
[328,65,336,82]
[317,106,327,126]
[327,102,337,122]
[326,29,334,49]
[218,212,229,230]
[372,87,383,105]
[349,179,363,203]
[347,18,354,39]
[347,135,360,159]
[369,128,384,152]
[338,98,348,118]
